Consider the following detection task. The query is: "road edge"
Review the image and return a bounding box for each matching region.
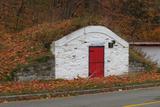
[0,82,160,103]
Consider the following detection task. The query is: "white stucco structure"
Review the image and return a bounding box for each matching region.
[51,26,129,79]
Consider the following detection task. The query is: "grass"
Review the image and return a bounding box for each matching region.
[0,15,158,81]
[27,54,52,63]
[129,48,157,71]
[30,15,103,50]
[157,67,160,73]
[0,15,104,81]
[0,43,5,51]
[7,54,53,81]
[4,64,29,81]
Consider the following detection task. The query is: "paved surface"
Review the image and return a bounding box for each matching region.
[0,87,160,107]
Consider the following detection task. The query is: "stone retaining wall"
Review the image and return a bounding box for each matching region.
[14,58,55,81]
[14,59,145,81]
[129,61,145,72]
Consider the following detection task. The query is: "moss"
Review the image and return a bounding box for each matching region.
[27,54,52,63]
[31,15,103,50]
[4,67,20,81]
[0,43,6,50]
[8,54,53,81]
[157,67,160,73]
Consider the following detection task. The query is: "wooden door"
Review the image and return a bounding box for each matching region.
[89,46,104,78]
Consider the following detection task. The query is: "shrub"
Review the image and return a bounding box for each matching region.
[157,67,160,73]
[31,15,103,50]
[27,55,52,63]
[0,43,5,50]
[129,48,157,71]
[4,70,17,81]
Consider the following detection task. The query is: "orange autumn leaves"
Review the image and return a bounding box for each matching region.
[0,72,160,95]
[0,33,47,80]
[0,19,77,80]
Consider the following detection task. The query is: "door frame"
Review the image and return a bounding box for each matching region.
[88,46,105,78]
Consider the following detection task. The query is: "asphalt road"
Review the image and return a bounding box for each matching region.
[0,87,160,107]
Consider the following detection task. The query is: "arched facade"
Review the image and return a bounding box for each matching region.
[51,26,129,79]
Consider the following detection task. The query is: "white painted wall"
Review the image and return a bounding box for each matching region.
[51,26,129,79]
[134,46,160,67]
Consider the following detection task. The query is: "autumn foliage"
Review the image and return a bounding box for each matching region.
[0,72,160,95]
[0,17,102,80]
[0,0,160,80]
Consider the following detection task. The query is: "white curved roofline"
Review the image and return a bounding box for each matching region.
[53,26,129,47]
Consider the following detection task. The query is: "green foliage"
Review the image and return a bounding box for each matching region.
[8,54,52,81]
[153,16,160,24]
[27,55,51,63]
[6,15,102,81]
[72,15,102,28]
[12,64,29,73]
[14,23,25,32]
[157,67,160,73]
[36,29,64,50]
[4,71,16,81]
[33,16,103,50]
[0,0,159,81]
[0,43,5,50]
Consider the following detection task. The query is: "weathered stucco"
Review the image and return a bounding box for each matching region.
[51,26,129,79]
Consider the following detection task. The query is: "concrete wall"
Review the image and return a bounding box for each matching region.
[134,46,160,67]
[129,61,145,72]
[53,26,129,79]
[14,58,55,81]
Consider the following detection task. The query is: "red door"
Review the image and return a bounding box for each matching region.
[89,46,104,78]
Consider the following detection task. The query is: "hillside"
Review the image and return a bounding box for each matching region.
[0,0,160,80]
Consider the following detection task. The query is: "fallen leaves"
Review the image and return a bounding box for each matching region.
[0,72,159,95]
[0,19,79,80]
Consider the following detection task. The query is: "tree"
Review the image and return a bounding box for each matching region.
[122,0,149,20]
[122,0,158,41]
[84,0,101,15]
[15,0,26,31]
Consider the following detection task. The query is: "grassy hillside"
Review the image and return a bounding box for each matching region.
[0,0,160,80]
[0,17,103,80]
